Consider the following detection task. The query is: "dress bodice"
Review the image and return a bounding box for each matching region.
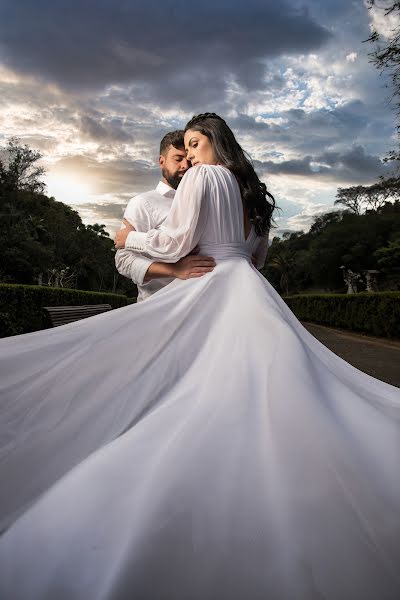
[125,164,268,266]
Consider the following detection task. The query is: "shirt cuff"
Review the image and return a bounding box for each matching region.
[126,231,148,251]
[132,258,153,286]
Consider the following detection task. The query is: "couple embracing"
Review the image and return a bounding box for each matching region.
[114,118,270,300]
[0,113,399,599]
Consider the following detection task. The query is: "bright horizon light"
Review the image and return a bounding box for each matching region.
[45,174,93,207]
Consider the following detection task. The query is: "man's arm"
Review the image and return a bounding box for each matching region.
[116,166,209,261]
[116,247,215,283]
[116,193,215,284]
[115,247,154,286]
[114,196,157,286]
[145,255,216,281]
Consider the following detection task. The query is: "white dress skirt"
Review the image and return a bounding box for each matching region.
[0,165,399,600]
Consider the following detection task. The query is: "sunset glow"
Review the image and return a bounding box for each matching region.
[45,175,93,207]
[0,1,397,234]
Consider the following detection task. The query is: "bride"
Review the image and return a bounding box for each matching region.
[0,113,399,600]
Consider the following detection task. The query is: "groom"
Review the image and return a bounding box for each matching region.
[115,130,215,301]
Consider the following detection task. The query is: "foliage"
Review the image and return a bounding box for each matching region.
[0,139,136,297]
[309,211,343,233]
[0,283,133,338]
[335,186,365,214]
[335,178,400,213]
[269,248,295,296]
[284,291,400,338]
[374,236,400,268]
[0,137,46,195]
[263,201,400,294]
[366,1,400,165]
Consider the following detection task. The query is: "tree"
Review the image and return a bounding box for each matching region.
[374,237,400,268]
[366,177,400,209]
[0,139,136,294]
[366,1,400,164]
[86,223,110,238]
[335,179,400,214]
[335,186,366,214]
[269,249,295,295]
[0,137,46,195]
[378,197,400,212]
[310,211,343,233]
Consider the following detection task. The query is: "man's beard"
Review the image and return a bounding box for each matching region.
[162,169,184,190]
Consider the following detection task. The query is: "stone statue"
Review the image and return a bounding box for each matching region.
[364,270,379,292]
[340,266,362,294]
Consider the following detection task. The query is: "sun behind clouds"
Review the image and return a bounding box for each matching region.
[45,174,93,206]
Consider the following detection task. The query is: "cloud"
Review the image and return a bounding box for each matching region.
[366,0,400,39]
[77,201,127,221]
[285,203,336,232]
[79,114,132,143]
[346,52,358,62]
[257,144,387,183]
[232,98,392,163]
[51,153,160,195]
[0,0,397,235]
[0,0,331,98]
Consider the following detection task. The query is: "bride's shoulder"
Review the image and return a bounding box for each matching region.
[194,164,232,179]
[188,164,230,173]
[203,164,230,173]
[182,164,233,187]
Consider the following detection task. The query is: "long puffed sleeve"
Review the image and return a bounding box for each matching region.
[253,230,270,270]
[125,166,209,262]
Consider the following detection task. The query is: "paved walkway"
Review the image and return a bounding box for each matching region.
[302,322,400,388]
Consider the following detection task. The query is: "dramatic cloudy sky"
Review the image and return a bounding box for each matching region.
[0,0,398,234]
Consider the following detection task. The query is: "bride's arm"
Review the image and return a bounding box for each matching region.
[120,166,209,262]
[253,230,270,270]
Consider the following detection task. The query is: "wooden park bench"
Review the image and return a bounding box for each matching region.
[43,304,112,328]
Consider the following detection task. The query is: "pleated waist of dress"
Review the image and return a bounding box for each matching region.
[197,243,252,261]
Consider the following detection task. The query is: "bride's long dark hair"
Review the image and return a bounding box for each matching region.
[184,113,276,236]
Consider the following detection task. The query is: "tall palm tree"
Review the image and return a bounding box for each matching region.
[269,249,295,295]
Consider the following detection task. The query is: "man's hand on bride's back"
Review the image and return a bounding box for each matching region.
[171,255,216,280]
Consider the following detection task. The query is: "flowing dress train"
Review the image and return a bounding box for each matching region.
[0,165,399,599]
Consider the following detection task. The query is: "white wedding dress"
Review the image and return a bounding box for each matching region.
[0,165,399,600]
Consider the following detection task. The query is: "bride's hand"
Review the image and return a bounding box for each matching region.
[114,219,136,249]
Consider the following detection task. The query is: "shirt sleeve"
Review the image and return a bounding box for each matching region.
[125,166,209,262]
[114,195,154,285]
[253,230,270,270]
[115,248,152,286]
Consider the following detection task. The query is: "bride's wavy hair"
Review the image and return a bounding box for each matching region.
[184,113,276,235]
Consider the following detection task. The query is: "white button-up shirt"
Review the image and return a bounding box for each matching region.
[115,181,175,302]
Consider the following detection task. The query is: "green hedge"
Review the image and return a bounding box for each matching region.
[284,292,400,338]
[0,284,134,338]
[3,285,398,340]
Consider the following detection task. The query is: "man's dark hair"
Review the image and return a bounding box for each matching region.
[159,130,185,156]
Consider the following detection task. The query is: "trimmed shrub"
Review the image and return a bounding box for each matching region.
[284,292,400,338]
[0,284,134,338]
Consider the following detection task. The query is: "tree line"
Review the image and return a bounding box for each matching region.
[264,200,400,295]
[3,0,400,299]
[0,138,136,296]
[264,2,400,296]
[1,136,400,297]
